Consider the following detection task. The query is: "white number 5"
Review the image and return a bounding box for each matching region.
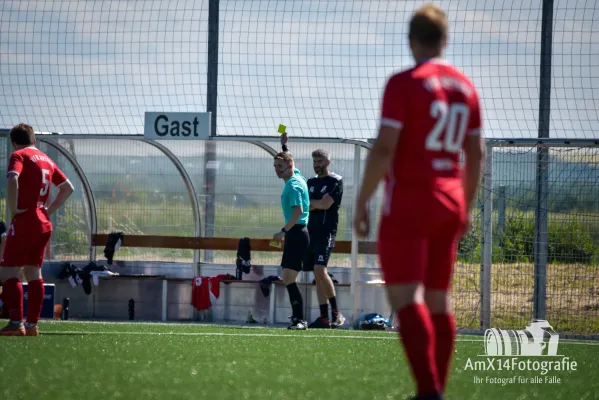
[40,169,50,196]
[425,100,470,154]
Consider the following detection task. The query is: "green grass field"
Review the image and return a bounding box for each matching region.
[1,320,598,399]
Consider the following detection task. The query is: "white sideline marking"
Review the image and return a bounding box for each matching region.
[43,320,285,330]
[41,321,599,343]
[39,330,599,345]
[43,331,399,340]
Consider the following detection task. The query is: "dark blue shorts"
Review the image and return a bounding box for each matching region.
[303,231,335,271]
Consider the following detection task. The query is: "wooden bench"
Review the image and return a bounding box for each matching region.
[91,234,377,254]
[91,234,378,323]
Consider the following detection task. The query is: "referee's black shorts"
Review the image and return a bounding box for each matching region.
[281,224,310,272]
[303,230,335,272]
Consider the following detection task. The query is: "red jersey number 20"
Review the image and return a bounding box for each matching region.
[425,100,470,154]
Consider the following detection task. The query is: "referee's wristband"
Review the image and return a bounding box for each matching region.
[281,227,287,233]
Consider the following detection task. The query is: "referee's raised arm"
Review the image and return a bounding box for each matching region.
[281,132,289,153]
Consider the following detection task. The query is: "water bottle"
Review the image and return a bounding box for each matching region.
[61,297,70,320]
[128,298,135,320]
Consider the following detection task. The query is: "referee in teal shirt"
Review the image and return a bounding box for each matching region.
[272,150,310,330]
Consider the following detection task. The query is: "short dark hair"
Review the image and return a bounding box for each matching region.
[311,149,330,160]
[408,3,448,48]
[274,151,294,164]
[10,123,36,145]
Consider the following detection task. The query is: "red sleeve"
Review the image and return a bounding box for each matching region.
[210,276,220,299]
[52,166,69,186]
[468,88,483,136]
[7,152,24,177]
[380,74,406,130]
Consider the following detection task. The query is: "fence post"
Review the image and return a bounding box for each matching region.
[534,0,554,321]
[480,143,493,330]
[204,0,220,263]
[534,148,549,321]
[350,144,361,326]
[497,185,506,239]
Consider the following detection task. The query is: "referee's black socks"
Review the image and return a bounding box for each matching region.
[286,283,304,320]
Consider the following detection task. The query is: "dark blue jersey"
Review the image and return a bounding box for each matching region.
[307,173,343,236]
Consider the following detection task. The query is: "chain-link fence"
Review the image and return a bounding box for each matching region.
[0,135,597,335]
[476,142,599,335]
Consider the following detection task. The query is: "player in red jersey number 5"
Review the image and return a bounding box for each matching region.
[353,4,485,400]
[0,123,74,336]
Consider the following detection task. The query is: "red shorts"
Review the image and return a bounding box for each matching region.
[378,182,466,290]
[1,223,52,268]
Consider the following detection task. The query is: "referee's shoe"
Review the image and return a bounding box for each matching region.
[288,316,308,330]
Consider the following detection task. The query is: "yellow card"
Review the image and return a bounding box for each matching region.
[278,124,286,135]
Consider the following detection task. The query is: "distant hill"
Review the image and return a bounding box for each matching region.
[1,144,595,212]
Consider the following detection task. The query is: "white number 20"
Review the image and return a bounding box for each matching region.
[425,100,470,154]
[40,169,50,196]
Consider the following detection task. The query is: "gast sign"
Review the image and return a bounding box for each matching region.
[144,112,211,139]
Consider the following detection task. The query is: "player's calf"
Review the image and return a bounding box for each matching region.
[24,276,45,327]
[0,274,24,327]
[309,274,331,328]
[282,269,307,330]
[387,283,441,397]
[425,289,455,393]
[313,264,344,328]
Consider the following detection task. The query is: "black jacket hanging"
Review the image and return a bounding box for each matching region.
[236,237,252,278]
[104,232,124,265]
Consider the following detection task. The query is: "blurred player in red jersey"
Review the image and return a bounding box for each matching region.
[0,123,74,336]
[0,221,7,318]
[353,4,485,400]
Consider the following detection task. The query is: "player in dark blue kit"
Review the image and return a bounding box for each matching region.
[281,134,346,328]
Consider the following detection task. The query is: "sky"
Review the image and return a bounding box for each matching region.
[0,0,597,141]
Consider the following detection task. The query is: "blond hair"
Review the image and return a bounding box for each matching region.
[274,151,294,164]
[409,3,448,48]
